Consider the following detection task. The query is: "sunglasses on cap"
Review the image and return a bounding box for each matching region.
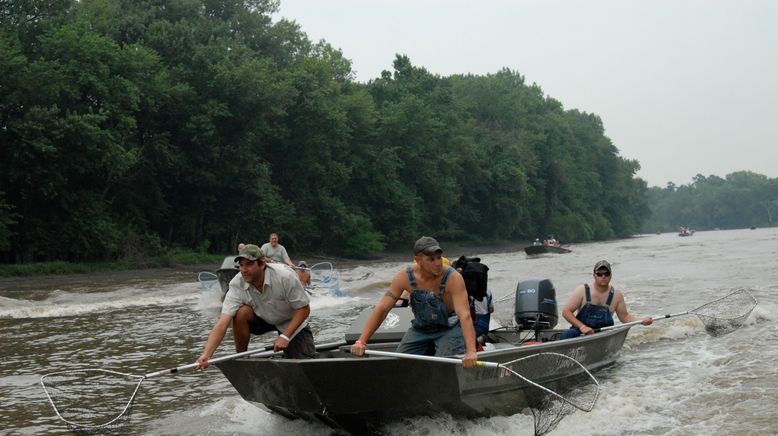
[594,270,611,277]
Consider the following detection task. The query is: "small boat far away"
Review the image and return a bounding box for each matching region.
[523,245,572,255]
[678,226,695,237]
[524,235,571,255]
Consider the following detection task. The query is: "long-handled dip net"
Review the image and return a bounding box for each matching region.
[688,289,758,336]
[364,350,599,436]
[197,271,219,292]
[40,346,280,434]
[306,262,345,296]
[489,352,599,436]
[599,289,758,337]
[40,369,144,434]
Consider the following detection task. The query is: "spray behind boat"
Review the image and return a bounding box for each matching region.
[514,278,558,331]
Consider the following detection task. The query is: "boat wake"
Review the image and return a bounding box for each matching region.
[0,283,199,319]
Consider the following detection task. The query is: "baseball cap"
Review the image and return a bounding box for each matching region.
[593,260,612,272]
[235,244,263,262]
[414,236,443,256]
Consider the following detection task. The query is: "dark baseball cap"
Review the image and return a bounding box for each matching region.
[235,244,263,262]
[593,260,612,272]
[414,236,443,256]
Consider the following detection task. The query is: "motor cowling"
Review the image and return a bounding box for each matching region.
[514,278,558,329]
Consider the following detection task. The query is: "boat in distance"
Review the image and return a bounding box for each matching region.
[523,245,572,255]
[215,278,629,433]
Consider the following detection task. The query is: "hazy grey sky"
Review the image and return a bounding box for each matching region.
[275,0,778,188]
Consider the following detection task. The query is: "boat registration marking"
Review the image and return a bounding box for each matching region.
[380,312,401,329]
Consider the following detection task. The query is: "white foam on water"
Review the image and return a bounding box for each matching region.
[381,413,535,436]
[0,282,200,319]
[308,292,357,309]
[147,396,333,435]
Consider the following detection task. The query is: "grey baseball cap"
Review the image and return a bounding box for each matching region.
[414,236,443,256]
[593,259,612,272]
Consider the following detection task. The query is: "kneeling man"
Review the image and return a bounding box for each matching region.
[197,244,314,369]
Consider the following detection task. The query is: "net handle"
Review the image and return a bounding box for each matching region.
[294,261,334,272]
[364,349,499,367]
[145,340,347,378]
[596,310,689,332]
[363,349,598,412]
[596,289,757,333]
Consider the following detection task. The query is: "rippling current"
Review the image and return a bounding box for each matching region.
[1,228,776,435]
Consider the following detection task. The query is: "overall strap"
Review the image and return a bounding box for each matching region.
[606,286,615,305]
[438,267,454,296]
[405,264,416,287]
[584,283,591,302]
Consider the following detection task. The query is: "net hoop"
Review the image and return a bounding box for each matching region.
[690,289,758,335]
[40,369,146,431]
[500,351,600,412]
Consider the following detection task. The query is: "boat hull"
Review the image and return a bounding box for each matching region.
[216,256,238,295]
[216,320,628,433]
[523,245,571,255]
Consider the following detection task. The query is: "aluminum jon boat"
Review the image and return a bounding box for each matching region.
[215,278,630,433]
[523,245,572,255]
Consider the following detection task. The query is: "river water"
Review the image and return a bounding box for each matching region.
[1,228,776,435]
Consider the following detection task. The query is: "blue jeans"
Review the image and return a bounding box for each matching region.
[396,324,466,356]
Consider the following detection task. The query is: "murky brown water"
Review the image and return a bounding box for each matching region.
[1,228,776,435]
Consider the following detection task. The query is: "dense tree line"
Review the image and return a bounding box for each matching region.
[642,172,778,233]
[0,0,647,263]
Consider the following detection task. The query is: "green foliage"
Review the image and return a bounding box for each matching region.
[0,192,16,251]
[165,247,224,265]
[336,213,385,259]
[0,260,133,277]
[642,171,778,232]
[1,1,652,269]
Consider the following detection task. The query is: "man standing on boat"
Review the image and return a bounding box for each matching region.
[260,232,296,267]
[350,236,478,368]
[559,260,652,339]
[196,244,314,369]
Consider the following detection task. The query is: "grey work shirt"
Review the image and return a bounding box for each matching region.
[260,242,291,264]
[222,263,310,335]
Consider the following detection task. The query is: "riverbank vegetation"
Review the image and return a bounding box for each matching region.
[0,0,696,267]
[0,249,225,277]
[642,172,778,233]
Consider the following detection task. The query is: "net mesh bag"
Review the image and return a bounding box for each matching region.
[498,352,600,436]
[691,289,757,336]
[41,369,145,433]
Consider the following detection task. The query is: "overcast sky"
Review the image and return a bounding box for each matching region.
[274,0,777,188]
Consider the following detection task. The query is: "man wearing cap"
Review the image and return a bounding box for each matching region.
[350,236,478,368]
[196,244,314,369]
[559,260,653,339]
[295,261,311,288]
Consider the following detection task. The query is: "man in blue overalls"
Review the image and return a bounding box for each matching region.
[560,260,653,339]
[350,236,478,368]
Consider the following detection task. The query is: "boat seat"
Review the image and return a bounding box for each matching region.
[489,342,518,350]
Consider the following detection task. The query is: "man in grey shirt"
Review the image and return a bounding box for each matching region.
[260,232,295,267]
[196,244,315,368]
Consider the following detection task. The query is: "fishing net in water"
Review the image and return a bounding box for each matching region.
[308,262,345,296]
[497,352,600,436]
[690,289,757,336]
[40,369,145,434]
[197,271,219,292]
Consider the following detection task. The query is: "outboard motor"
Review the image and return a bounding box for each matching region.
[514,278,558,329]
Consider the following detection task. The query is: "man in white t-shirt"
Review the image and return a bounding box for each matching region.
[196,244,314,368]
[260,232,295,267]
